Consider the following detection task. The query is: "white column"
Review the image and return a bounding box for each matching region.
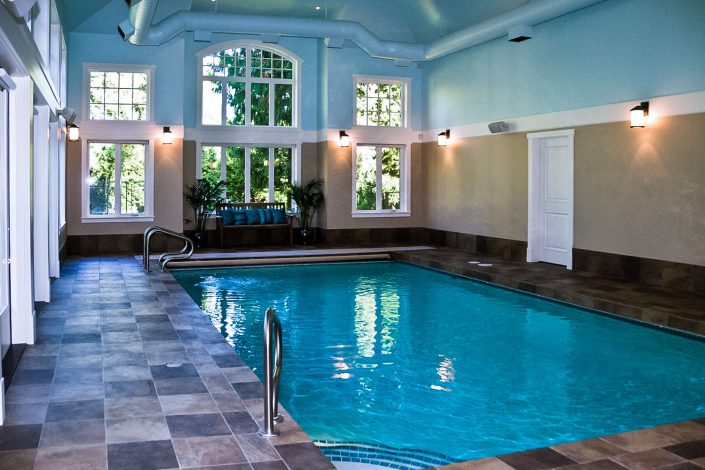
[9,76,36,345]
[48,119,60,278]
[33,105,50,301]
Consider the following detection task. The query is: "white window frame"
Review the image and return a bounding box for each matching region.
[81,139,154,223]
[196,40,301,129]
[351,143,410,217]
[197,143,297,204]
[83,63,155,123]
[353,75,410,129]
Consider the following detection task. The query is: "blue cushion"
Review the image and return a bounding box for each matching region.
[232,210,247,225]
[259,208,273,224]
[245,209,260,225]
[255,209,269,224]
[271,208,287,224]
[221,209,235,226]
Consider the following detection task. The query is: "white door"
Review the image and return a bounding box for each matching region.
[0,82,11,360]
[527,130,574,269]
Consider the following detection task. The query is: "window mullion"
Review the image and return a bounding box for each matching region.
[221,146,227,200]
[221,78,228,126]
[269,83,275,126]
[268,147,274,201]
[244,147,251,203]
[245,50,252,126]
[375,146,382,211]
[114,143,122,215]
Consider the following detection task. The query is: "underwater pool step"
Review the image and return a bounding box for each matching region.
[317,441,456,470]
[166,253,391,268]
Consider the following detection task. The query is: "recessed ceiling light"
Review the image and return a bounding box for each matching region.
[315,5,321,10]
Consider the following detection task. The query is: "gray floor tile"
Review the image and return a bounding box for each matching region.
[150,363,199,380]
[155,376,208,396]
[252,462,288,470]
[34,444,107,470]
[39,419,106,447]
[166,413,231,438]
[105,379,157,398]
[172,435,248,467]
[236,433,280,463]
[11,369,55,385]
[0,449,37,469]
[159,393,219,415]
[104,396,164,419]
[6,384,52,404]
[45,399,105,422]
[232,382,264,400]
[56,353,103,369]
[201,374,234,393]
[107,439,178,470]
[103,365,152,381]
[0,424,43,451]
[17,355,58,370]
[106,416,171,444]
[103,351,148,367]
[222,411,260,435]
[50,382,104,402]
[53,366,104,385]
[212,392,247,412]
[3,402,49,425]
[275,442,335,470]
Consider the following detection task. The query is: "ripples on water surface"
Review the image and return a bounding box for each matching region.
[173,262,705,462]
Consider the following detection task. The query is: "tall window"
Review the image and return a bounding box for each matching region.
[200,45,296,127]
[201,145,293,207]
[355,145,405,213]
[87,142,148,216]
[355,77,407,127]
[85,64,153,121]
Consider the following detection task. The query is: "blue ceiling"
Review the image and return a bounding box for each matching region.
[57,0,530,43]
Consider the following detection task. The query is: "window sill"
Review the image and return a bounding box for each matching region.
[351,211,410,218]
[81,216,155,224]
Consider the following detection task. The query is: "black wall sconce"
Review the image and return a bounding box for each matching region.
[630,101,649,128]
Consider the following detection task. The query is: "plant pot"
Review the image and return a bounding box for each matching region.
[192,231,206,249]
[298,227,313,245]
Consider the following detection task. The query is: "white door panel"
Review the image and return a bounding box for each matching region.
[0,86,11,359]
[527,130,574,269]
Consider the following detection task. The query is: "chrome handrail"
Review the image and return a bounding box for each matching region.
[143,225,194,272]
[260,307,284,437]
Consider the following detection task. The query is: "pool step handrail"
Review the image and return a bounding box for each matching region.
[260,307,284,437]
[143,225,194,272]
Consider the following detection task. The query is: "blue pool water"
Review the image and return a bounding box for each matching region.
[173,262,705,465]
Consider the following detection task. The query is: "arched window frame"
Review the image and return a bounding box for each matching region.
[196,41,301,129]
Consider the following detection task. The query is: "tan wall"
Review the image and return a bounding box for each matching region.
[67,139,183,235]
[423,134,528,241]
[574,113,705,266]
[424,112,705,266]
[319,141,426,230]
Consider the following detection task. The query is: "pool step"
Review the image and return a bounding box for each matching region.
[166,253,391,268]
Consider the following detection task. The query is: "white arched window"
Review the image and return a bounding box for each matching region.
[199,43,297,127]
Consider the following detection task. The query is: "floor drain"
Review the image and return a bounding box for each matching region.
[166,362,183,368]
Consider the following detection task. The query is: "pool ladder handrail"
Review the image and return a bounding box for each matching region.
[260,307,284,437]
[143,225,195,272]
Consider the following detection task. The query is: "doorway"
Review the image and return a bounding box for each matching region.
[527,129,575,269]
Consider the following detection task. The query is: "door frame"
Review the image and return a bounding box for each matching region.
[526,129,575,269]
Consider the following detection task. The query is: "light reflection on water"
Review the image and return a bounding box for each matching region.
[173,262,705,463]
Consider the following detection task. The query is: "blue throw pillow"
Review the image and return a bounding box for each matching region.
[256,208,270,225]
[245,209,260,225]
[261,208,273,224]
[221,209,235,226]
[232,210,247,225]
[271,208,287,224]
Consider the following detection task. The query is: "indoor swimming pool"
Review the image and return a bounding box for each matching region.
[173,261,705,468]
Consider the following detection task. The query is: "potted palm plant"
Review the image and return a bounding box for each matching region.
[289,179,324,245]
[184,178,226,248]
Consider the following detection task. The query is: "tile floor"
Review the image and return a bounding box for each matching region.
[2,249,705,470]
[0,256,333,470]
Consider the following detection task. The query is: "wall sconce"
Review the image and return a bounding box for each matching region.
[338,130,351,147]
[162,126,174,144]
[67,124,80,142]
[630,101,649,128]
[437,129,450,146]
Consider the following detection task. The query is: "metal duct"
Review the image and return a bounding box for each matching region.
[125,0,605,62]
[128,0,159,45]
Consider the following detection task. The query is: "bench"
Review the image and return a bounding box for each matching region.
[215,202,293,248]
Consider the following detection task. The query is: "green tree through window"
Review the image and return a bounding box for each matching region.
[201,46,295,127]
